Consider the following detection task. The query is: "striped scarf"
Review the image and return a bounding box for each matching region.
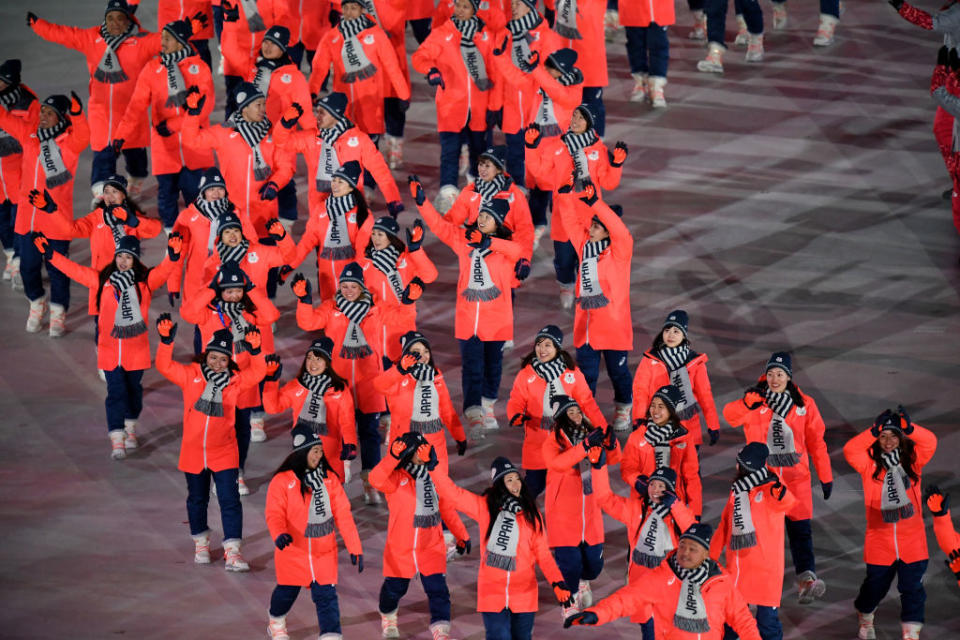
[338,15,378,82]
[765,389,800,467]
[668,555,711,633]
[37,120,71,188]
[219,301,252,354]
[195,196,233,253]
[95,21,137,83]
[475,173,511,204]
[730,468,775,550]
[462,245,500,302]
[881,449,915,523]
[160,47,191,108]
[252,56,283,96]
[452,17,492,91]
[659,347,700,421]
[195,364,231,417]
[561,129,598,188]
[644,420,679,469]
[369,244,403,301]
[231,117,273,181]
[555,0,581,39]
[531,357,566,429]
[315,117,351,191]
[485,496,523,570]
[632,501,673,568]
[562,428,593,495]
[409,363,443,434]
[303,467,335,537]
[535,68,582,136]
[217,238,249,265]
[507,11,542,70]
[320,193,356,260]
[336,292,372,359]
[405,462,442,528]
[577,238,610,310]
[0,86,25,156]
[297,372,331,434]
[102,204,131,245]
[108,269,146,338]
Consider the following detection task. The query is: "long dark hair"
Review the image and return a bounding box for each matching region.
[753,377,805,408]
[483,476,543,541]
[95,259,150,313]
[649,330,691,353]
[553,406,594,446]
[364,231,406,259]
[273,446,340,497]
[213,290,258,314]
[870,436,919,484]
[295,351,348,391]
[191,351,241,373]
[519,345,577,370]
[466,219,513,241]
[351,187,371,228]
[645,396,683,426]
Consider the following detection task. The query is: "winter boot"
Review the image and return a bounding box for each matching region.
[734,15,749,46]
[604,9,620,41]
[10,256,22,291]
[267,614,290,640]
[745,34,764,63]
[385,134,403,169]
[813,14,838,46]
[857,611,876,640]
[123,419,138,449]
[797,570,826,604]
[688,10,707,41]
[578,580,593,607]
[559,282,575,310]
[193,530,211,564]
[26,296,47,333]
[250,412,267,442]
[648,76,667,108]
[380,609,399,638]
[109,430,127,460]
[126,175,145,198]
[223,538,250,571]
[532,225,547,251]
[379,412,392,432]
[48,303,66,338]
[630,73,648,103]
[238,472,250,496]
[697,43,725,74]
[481,397,500,430]
[613,403,633,431]
[319,634,343,640]
[2,248,13,281]
[773,2,788,30]
[443,530,458,560]
[362,470,382,505]
[458,144,470,176]
[465,405,485,441]
[561,599,581,623]
[901,622,922,640]
[436,185,460,214]
[430,621,452,640]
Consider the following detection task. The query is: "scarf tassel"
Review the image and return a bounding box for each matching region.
[676,403,700,421]
[315,178,332,192]
[253,166,273,181]
[485,552,518,571]
[632,549,665,569]
[475,78,494,91]
[674,616,711,634]
[319,246,356,260]
[411,418,445,435]
[577,293,610,310]
[247,14,267,32]
[93,68,129,84]
[730,532,758,551]
[110,320,147,339]
[296,418,328,436]
[540,123,562,137]
[165,92,188,109]
[340,344,373,359]
[304,520,335,538]
[413,513,442,528]
[554,24,582,39]
[45,170,73,189]
[194,398,225,417]
[768,452,802,467]
[342,65,378,83]
[882,504,915,523]
[462,285,502,302]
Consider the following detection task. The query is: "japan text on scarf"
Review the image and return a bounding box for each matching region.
[94,19,138,83]
[451,16,493,91]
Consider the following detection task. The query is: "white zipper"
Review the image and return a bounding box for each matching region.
[176,105,185,166]
[473,300,480,336]
[504,566,511,609]
[892,520,899,559]
[412,526,420,576]
[309,537,317,582]
[107,84,114,141]
[30,157,40,231]
[202,415,210,468]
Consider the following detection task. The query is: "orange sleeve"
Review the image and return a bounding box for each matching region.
[236,350,267,390]
[710,497,733,561]
[932,512,960,556]
[692,358,721,432]
[406,246,439,284]
[296,299,330,331]
[49,251,98,289]
[330,478,363,555]
[722,398,751,429]
[843,428,877,475]
[801,396,833,484]
[438,376,466,442]
[66,111,91,154]
[333,390,358,447]
[368,455,402,494]
[261,380,293,414]
[543,434,588,471]
[556,191,589,248]
[155,341,189,388]
[147,256,177,292]
[116,66,154,142]
[681,446,703,516]
[724,582,763,640]
[264,475,291,539]
[620,431,644,487]
[308,36,334,95]
[31,19,92,54]
[430,467,486,523]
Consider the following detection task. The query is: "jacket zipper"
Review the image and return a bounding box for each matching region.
[202,415,210,468]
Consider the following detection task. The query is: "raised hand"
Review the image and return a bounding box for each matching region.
[185,86,206,116]
[28,189,57,213]
[264,354,283,381]
[167,232,183,261]
[407,175,425,206]
[401,277,424,305]
[291,273,312,303]
[524,123,542,149]
[742,387,765,410]
[405,219,424,251]
[242,327,262,354]
[280,102,303,129]
[609,141,628,167]
[156,312,178,344]
[69,91,83,116]
[266,217,286,241]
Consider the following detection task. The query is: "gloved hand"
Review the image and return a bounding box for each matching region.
[514,258,531,280]
[274,533,293,550]
[351,553,364,573]
[456,538,472,555]
[69,91,83,116]
[26,11,38,26]
[401,276,424,305]
[167,291,180,307]
[266,217,286,241]
[32,231,53,259]
[820,481,833,501]
[660,491,677,509]
[938,45,950,68]
[609,141,628,167]
[397,352,420,374]
[241,327,262,355]
[947,549,960,583]
[408,175,425,206]
[708,429,720,446]
[634,474,649,496]
[564,611,599,627]
[291,273,313,304]
[264,354,283,381]
[582,427,605,452]
[155,120,174,137]
[888,0,904,10]
[492,35,509,56]
[28,189,57,213]
[557,173,575,195]
[190,10,208,35]
[259,181,280,201]
[418,442,440,470]
[185,86,206,116]
[587,446,605,469]
[277,264,294,285]
[552,581,574,606]
[280,102,303,129]
[456,439,467,456]
[390,432,422,460]
[111,138,125,153]
[426,67,444,89]
[486,108,502,129]
[509,413,530,428]
[743,386,765,410]
[106,203,131,224]
[340,443,357,460]
[328,8,341,25]
[578,181,598,206]
[465,226,490,249]
[925,485,950,516]
[167,232,183,261]
[524,123,542,149]
[156,312,178,345]
[386,200,404,217]
[222,0,240,22]
[871,409,897,437]
[896,404,914,435]
[406,219,425,251]
[518,50,540,73]
[771,479,787,501]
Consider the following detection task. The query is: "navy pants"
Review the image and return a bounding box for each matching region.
[104,367,144,432]
[384,97,407,138]
[688,0,704,10]
[235,407,251,471]
[524,468,546,498]
[0,200,16,252]
[156,168,203,229]
[458,336,505,410]
[270,583,341,634]
[439,128,486,187]
[277,179,298,222]
[581,87,605,137]
[184,467,242,539]
[91,146,149,186]
[553,542,604,589]
[379,574,451,623]
[553,240,578,285]
[723,605,781,640]
[706,0,763,44]
[409,18,432,44]
[576,344,632,403]
[785,517,815,574]
[625,25,670,77]
[504,132,525,186]
[357,410,382,470]
[18,233,70,307]
[640,618,655,640]
[481,609,536,640]
[192,39,212,68]
[854,560,927,623]
[529,188,551,228]
[773,0,840,18]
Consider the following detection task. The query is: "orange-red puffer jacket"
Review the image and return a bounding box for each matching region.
[368,455,469,578]
[288,200,362,300]
[262,378,357,478]
[0,86,40,204]
[444,180,534,262]
[365,0,409,102]
[221,0,291,77]
[157,0,215,40]
[408,0,434,20]
[551,0,607,87]
[245,60,316,130]
[722,386,833,521]
[168,202,226,303]
[619,0,676,27]
[265,469,363,586]
[710,479,796,607]
[293,0,331,51]
[430,467,566,613]
[199,233,296,296]
[434,0,509,32]
[155,340,267,473]
[631,350,720,448]
[296,298,386,414]
[621,422,702,517]
[506,362,606,470]
[30,18,160,151]
[843,425,937,566]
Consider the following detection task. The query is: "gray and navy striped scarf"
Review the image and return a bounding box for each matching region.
[316,117,351,191]
[320,193,356,260]
[632,500,673,568]
[405,462,442,528]
[561,129,598,188]
[38,120,71,188]
[659,346,701,421]
[95,21,138,83]
[160,47,191,108]
[475,173,511,204]
[238,0,267,32]
[507,11,542,70]
[555,0,581,39]
[644,420,681,469]
[297,372,331,434]
[409,363,443,434]
[668,554,711,633]
[452,17,492,91]
[252,56,283,96]
[102,204,132,245]
[195,196,233,253]
[485,495,523,570]
[336,292,372,359]
[370,244,403,300]
[338,15,378,82]
[881,449,915,523]
[303,467,335,537]
[217,238,249,265]
[108,268,146,338]
[577,237,609,310]
[219,301,253,354]
[195,364,231,417]
[230,116,273,181]
[765,389,800,467]
[532,357,566,429]
[730,468,775,550]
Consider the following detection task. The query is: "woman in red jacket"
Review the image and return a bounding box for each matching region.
[219,0,291,116]
[198,210,294,295]
[631,310,720,447]
[506,324,606,497]
[262,337,358,479]
[843,408,937,640]
[621,385,703,519]
[710,443,796,640]
[155,317,266,571]
[369,432,470,640]
[550,0,608,134]
[293,261,386,504]
[429,455,574,640]
[542,394,619,617]
[722,351,833,604]
[264,424,363,640]
[35,232,179,458]
[409,176,525,438]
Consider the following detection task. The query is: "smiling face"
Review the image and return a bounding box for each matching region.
[477,158,500,182]
[220,227,243,247]
[340,281,362,301]
[878,429,901,453]
[648,479,667,503]
[115,252,135,271]
[305,351,328,375]
[105,10,131,36]
[103,185,125,206]
[342,2,364,20]
[662,326,685,348]
[261,39,284,60]
[676,538,709,569]
[38,105,60,129]
[648,397,670,426]
[330,176,352,198]
[370,229,391,250]
[160,30,183,54]
[203,186,226,201]
[454,0,476,20]
[570,109,588,134]
[565,405,583,425]
[766,367,789,393]
[306,443,324,469]
[220,287,244,303]
[503,471,523,497]
[477,210,497,235]
[205,350,230,372]
[511,0,531,19]
[407,342,431,364]
[535,337,558,362]
[241,97,267,123]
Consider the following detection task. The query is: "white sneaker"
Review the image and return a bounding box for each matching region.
[26,296,47,333]
[2,249,12,281]
[857,611,876,640]
[458,144,469,176]
[561,601,581,623]
[193,531,211,564]
[688,10,707,41]
[745,34,764,63]
[123,419,138,449]
[109,430,126,460]
[223,538,250,572]
[250,414,267,442]
[381,609,399,638]
[481,397,499,430]
[385,134,403,170]
[435,185,460,214]
[648,76,667,108]
[238,473,250,496]
[430,621,452,640]
[697,42,724,74]
[773,3,789,30]
[443,530,458,560]
[267,614,290,640]
[901,622,922,640]
[465,406,485,441]
[797,570,826,604]
[559,285,575,310]
[362,471,382,505]
[10,256,22,291]
[532,225,547,251]
[48,303,66,338]
[501,340,514,353]
[613,403,633,431]
[630,72,648,103]
[98,368,106,382]
[734,15,748,46]
[578,580,593,607]
[813,14,838,46]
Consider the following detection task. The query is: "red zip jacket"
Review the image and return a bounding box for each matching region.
[293,0,331,51]
[408,0,434,20]
[70,209,163,315]
[221,0,291,77]
[710,481,796,607]
[168,202,224,302]
[309,21,410,136]
[619,0,676,27]
[431,467,565,613]
[115,53,216,176]
[200,234,296,295]
[621,423,702,517]
[288,200,361,300]
[434,0,509,32]
[368,455,469,578]
[51,252,175,370]
[374,367,466,472]
[589,554,762,640]
[722,387,832,521]
[156,340,266,473]
[0,87,40,204]
[296,299,386,413]
[412,19,502,133]
[560,194,633,351]
[273,124,401,212]
[843,425,937,566]
[417,199,523,341]
[542,433,621,548]
[364,0,409,103]
[529,136,621,241]
[444,181,535,262]
[30,19,159,151]
[506,363,606,470]
[262,379,357,478]
[0,109,90,241]
[157,0,215,40]
[272,0,302,49]
[551,0,607,87]
[245,60,316,130]
[265,469,362,586]
[632,350,720,448]
[181,116,295,237]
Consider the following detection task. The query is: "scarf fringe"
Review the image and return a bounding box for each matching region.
[554,24,582,39]
[768,452,801,467]
[413,513,442,528]
[540,123,562,137]
[194,398,225,417]
[411,418,445,434]
[462,286,501,302]
[485,552,517,571]
[304,520,335,538]
[93,68,129,84]
[319,245,356,260]
[342,65,378,83]
[340,344,373,359]
[730,532,758,551]
[253,166,273,181]
[475,78,493,91]
[165,92,188,109]
[247,14,267,32]
[577,293,609,310]
[674,616,711,633]
[110,320,147,339]
[315,178,331,192]
[296,418,328,436]
[45,170,72,189]
[0,135,22,157]
[882,504,915,523]
[676,403,700,421]
[632,549,665,569]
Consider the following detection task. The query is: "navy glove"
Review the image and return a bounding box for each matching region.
[222,0,240,22]
[386,200,405,217]
[259,181,280,201]
[111,138,125,154]
[509,413,530,428]
[31,231,53,259]
[514,258,531,280]
[456,538,472,555]
[582,427,605,452]
[167,231,183,261]
[351,553,364,572]
[897,404,914,435]
[277,264,294,285]
[821,481,833,501]
[340,443,357,460]
[708,429,720,446]
[275,533,293,550]
[264,354,283,382]
[660,491,678,509]
[279,102,303,129]
[28,189,57,213]
[291,273,313,304]
[185,86,206,116]
[564,611,599,627]
[156,313,177,345]
[634,474,649,496]
[426,67,445,89]
[407,175,426,206]
[155,120,174,137]
[405,219,424,251]
[456,439,467,456]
